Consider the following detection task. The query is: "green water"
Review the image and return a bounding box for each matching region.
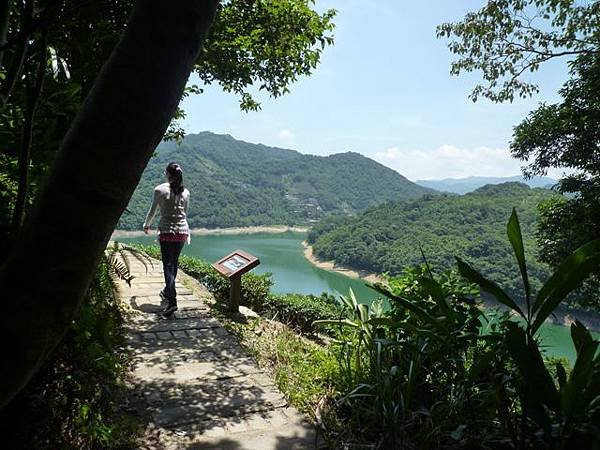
[118,231,590,364]
[119,231,378,301]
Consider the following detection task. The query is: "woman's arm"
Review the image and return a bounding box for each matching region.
[142,188,160,231]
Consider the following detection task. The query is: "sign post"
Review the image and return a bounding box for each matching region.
[212,250,260,312]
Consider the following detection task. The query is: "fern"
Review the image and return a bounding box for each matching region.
[103,241,154,295]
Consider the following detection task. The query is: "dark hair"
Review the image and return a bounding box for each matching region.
[166,162,184,195]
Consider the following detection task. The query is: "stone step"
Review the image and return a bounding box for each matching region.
[126,302,206,315]
[130,293,210,303]
[132,353,262,383]
[120,282,188,291]
[126,279,169,285]
[125,313,221,333]
[181,408,322,450]
[127,329,247,362]
[142,375,287,428]
[121,287,194,296]
[128,271,164,276]
[123,294,204,307]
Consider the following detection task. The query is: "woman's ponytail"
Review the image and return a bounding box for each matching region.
[166,162,184,195]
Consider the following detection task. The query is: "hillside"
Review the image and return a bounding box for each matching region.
[118,132,434,229]
[416,175,556,194]
[308,183,560,296]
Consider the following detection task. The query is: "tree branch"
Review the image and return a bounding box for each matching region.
[11,33,47,238]
[0,0,33,109]
[0,0,11,68]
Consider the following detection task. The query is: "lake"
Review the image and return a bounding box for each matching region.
[118,230,586,363]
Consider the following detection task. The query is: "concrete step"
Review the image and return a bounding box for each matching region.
[132,351,262,383]
[129,271,164,276]
[121,287,193,296]
[125,313,221,333]
[126,302,207,315]
[182,408,322,450]
[119,282,188,290]
[141,375,287,428]
[122,293,203,306]
[127,330,248,363]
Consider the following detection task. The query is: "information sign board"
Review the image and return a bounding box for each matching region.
[212,250,260,312]
[212,250,260,279]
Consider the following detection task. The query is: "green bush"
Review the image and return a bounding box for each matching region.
[260,293,344,333]
[0,260,135,449]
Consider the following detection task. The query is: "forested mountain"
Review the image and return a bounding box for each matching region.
[118,132,433,229]
[416,175,557,194]
[308,183,559,296]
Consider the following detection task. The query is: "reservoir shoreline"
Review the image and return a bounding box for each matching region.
[112,225,309,239]
[302,241,385,284]
[302,243,600,333]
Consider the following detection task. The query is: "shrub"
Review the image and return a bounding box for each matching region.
[0,260,135,449]
[259,293,344,333]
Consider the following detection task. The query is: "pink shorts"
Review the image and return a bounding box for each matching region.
[158,233,188,243]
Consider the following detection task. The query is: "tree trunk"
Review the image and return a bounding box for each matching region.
[0,0,218,409]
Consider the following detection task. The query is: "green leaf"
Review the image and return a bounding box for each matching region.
[506,208,531,313]
[455,257,526,320]
[368,283,446,330]
[504,322,560,416]
[570,320,595,357]
[531,239,600,333]
[556,362,567,390]
[467,350,496,382]
[312,318,359,329]
[419,277,456,321]
[560,321,599,418]
[450,424,467,441]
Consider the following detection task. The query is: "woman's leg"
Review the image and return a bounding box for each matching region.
[159,241,177,303]
[171,241,185,290]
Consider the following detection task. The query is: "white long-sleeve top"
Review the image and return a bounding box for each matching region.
[143,183,190,237]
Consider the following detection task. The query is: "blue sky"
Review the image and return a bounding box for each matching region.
[180,0,571,181]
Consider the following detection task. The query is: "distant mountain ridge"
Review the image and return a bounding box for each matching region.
[118,132,434,229]
[416,175,557,194]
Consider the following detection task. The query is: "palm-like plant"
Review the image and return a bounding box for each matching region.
[456,208,600,447]
[103,241,154,293]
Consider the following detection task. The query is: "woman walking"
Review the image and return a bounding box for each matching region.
[143,162,190,317]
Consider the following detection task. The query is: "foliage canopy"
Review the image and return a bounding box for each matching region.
[437,0,600,102]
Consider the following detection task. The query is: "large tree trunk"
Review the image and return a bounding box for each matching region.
[0,0,218,409]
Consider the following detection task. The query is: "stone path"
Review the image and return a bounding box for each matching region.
[115,248,320,449]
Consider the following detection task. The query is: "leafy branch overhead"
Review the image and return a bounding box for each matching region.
[165,0,336,140]
[197,0,336,111]
[437,0,600,102]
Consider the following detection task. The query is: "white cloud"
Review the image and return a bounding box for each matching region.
[373,145,526,180]
[276,129,296,144]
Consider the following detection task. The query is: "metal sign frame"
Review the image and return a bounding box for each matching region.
[212,249,260,312]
